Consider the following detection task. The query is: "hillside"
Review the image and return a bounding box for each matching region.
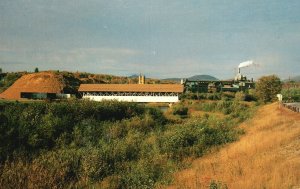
[167,103,300,189]
[0,72,64,99]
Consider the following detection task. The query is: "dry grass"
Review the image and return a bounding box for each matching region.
[167,103,300,189]
[189,109,225,119]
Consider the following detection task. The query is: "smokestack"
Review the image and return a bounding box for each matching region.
[138,74,141,84]
[138,74,145,84]
[142,75,145,84]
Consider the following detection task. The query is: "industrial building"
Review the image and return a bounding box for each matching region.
[184,60,256,93]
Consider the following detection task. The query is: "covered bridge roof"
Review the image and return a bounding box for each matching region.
[78,84,184,93]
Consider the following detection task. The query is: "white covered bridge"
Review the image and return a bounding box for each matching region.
[78,84,184,103]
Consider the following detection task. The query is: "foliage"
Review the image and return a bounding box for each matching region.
[209,180,228,189]
[281,88,300,102]
[34,67,39,73]
[172,105,188,116]
[182,92,221,100]
[234,91,246,101]
[221,92,235,100]
[0,100,254,188]
[0,72,23,93]
[255,75,282,103]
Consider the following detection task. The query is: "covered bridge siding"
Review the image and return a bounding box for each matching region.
[78,84,184,103]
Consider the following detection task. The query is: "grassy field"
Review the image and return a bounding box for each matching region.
[167,103,300,189]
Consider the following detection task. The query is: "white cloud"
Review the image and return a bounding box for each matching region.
[0,47,14,52]
[3,47,140,64]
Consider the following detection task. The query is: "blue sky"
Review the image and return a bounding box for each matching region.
[0,0,299,79]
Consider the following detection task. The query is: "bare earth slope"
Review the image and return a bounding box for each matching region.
[0,72,64,100]
[168,103,300,189]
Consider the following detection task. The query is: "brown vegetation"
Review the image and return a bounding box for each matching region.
[167,103,300,189]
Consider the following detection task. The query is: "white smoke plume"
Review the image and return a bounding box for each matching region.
[238,60,256,68]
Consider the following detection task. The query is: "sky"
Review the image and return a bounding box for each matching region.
[0,0,300,79]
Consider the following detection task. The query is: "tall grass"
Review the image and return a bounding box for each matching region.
[169,103,300,189]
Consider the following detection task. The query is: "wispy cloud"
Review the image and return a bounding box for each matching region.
[74,48,141,57]
[0,47,142,73]
[0,47,13,52]
[43,47,141,64]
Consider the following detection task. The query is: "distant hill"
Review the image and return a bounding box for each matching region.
[188,74,219,81]
[128,74,139,78]
[284,75,300,82]
[164,75,219,82]
[162,78,182,82]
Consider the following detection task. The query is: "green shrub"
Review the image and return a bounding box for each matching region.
[221,92,235,100]
[172,105,188,116]
[0,99,255,188]
[207,93,221,100]
[209,180,228,189]
[235,91,246,101]
[119,155,173,188]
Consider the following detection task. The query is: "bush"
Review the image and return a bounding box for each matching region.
[0,100,254,188]
[207,93,221,100]
[235,92,246,101]
[172,105,188,116]
[256,75,282,103]
[119,156,173,188]
[159,117,241,160]
[0,149,81,189]
[221,92,235,100]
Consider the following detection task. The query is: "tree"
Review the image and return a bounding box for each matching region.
[255,75,282,103]
[34,67,39,73]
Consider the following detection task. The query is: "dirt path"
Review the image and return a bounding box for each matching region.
[167,103,300,189]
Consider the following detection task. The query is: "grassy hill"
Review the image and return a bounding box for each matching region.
[168,103,300,189]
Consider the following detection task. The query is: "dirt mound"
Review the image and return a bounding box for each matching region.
[0,72,64,100]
